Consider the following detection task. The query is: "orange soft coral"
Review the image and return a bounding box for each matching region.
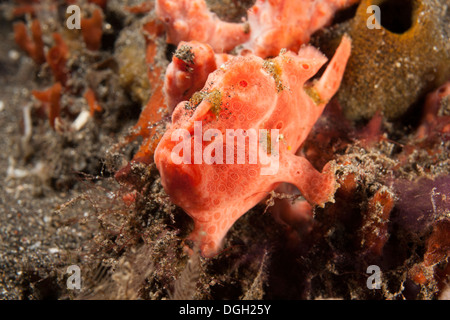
[156,0,358,57]
[46,33,70,86]
[154,36,351,257]
[409,220,450,286]
[124,18,167,162]
[84,88,102,116]
[81,8,103,51]
[13,19,45,64]
[32,82,62,129]
[360,188,395,256]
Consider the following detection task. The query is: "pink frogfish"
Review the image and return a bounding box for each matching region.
[156,0,359,57]
[154,35,352,257]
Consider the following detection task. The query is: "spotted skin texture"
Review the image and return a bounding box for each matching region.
[154,36,351,257]
[156,0,250,53]
[156,0,358,57]
[243,0,359,57]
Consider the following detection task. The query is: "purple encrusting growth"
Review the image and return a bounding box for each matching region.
[390,176,450,234]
